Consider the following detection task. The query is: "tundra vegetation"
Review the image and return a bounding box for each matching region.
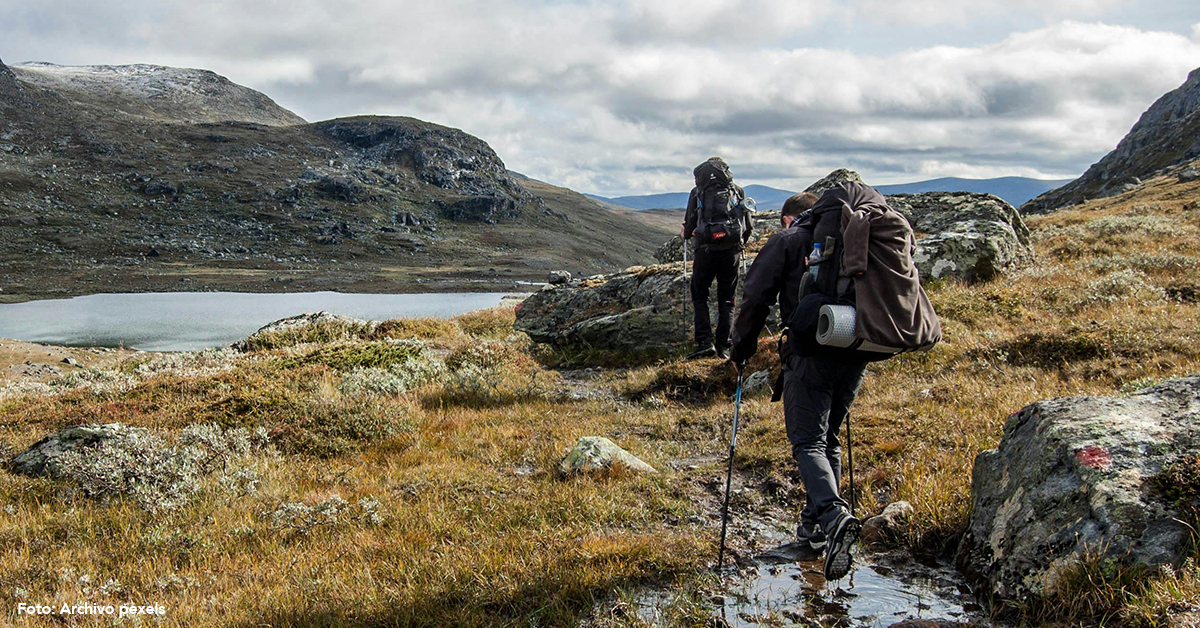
[2,173,1200,627]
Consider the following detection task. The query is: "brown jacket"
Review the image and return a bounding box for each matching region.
[815,183,941,350]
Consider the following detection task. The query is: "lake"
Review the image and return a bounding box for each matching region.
[0,291,518,352]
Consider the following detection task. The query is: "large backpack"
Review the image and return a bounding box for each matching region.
[693,160,744,251]
[787,182,941,362]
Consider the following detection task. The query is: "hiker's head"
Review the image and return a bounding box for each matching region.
[781,192,819,228]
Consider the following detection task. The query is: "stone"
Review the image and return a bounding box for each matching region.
[804,168,864,197]
[886,621,969,628]
[958,376,1200,600]
[654,235,686,264]
[861,500,914,547]
[558,436,657,476]
[232,311,376,351]
[60,357,79,367]
[515,265,693,354]
[548,270,572,285]
[11,423,130,478]
[742,369,773,398]
[1180,166,1199,183]
[437,195,521,223]
[890,192,1033,282]
[142,180,177,197]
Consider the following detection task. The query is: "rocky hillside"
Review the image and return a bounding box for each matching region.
[0,58,670,301]
[1023,66,1200,213]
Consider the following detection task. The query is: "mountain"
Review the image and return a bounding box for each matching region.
[875,177,1071,207]
[0,59,671,301]
[1023,67,1200,214]
[593,177,1072,211]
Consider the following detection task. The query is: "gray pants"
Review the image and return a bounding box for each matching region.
[783,355,867,532]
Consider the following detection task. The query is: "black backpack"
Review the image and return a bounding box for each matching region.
[693,160,744,251]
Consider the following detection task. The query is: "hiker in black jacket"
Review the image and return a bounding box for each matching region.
[682,157,753,360]
[728,191,865,582]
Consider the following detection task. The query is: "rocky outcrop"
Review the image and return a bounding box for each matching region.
[437,195,521,224]
[1024,67,1200,213]
[515,265,692,353]
[890,192,1032,282]
[558,436,656,476]
[232,312,376,351]
[11,423,130,478]
[314,116,532,222]
[958,376,1200,599]
[804,168,863,197]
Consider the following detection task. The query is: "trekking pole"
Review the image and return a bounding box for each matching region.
[716,368,745,571]
[846,412,855,517]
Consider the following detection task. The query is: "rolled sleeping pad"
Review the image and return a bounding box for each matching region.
[816,304,906,354]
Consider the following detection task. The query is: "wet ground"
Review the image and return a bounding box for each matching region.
[602,455,994,628]
[620,541,987,628]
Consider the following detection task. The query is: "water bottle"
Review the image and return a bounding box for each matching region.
[808,242,823,282]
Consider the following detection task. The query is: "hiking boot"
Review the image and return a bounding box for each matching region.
[686,345,716,360]
[797,521,826,551]
[715,346,730,359]
[822,510,861,581]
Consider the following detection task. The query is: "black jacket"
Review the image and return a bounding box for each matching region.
[729,222,813,362]
[682,184,752,249]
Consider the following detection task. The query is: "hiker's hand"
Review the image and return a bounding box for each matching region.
[680,226,687,239]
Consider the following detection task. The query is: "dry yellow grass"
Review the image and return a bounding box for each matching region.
[1,175,1199,626]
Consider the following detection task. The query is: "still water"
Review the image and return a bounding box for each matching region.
[0,291,515,352]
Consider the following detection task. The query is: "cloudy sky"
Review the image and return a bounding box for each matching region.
[3,1,1199,196]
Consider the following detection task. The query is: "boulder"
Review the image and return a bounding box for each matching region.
[861,500,914,547]
[232,311,376,351]
[889,192,1032,282]
[515,265,692,353]
[958,376,1200,600]
[1180,166,1199,183]
[438,195,520,223]
[548,270,572,285]
[742,369,774,398]
[558,436,657,476]
[11,423,130,478]
[654,235,686,264]
[803,168,864,197]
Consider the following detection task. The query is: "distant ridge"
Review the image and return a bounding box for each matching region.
[591,176,1073,210]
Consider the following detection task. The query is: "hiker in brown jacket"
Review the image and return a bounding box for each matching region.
[729,181,940,582]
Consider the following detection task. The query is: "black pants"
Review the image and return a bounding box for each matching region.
[783,354,867,532]
[690,246,740,350]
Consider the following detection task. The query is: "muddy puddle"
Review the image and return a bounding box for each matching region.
[713,545,983,627]
[625,545,987,627]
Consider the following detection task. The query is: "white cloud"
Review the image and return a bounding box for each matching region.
[3,1,1200,194]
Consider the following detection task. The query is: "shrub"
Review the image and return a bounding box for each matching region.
[1086,252,1200,275]
[266,494,384,535]
[279,339,429,371]
[54,424,265,511]
[372,317,461,341]
[1082,269,1163,305]
[1086,215,1188,238]
[241,319,375,352]
[453,306,517,338]
[440,340,548,405]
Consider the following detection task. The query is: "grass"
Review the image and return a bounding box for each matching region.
[2,175,1200,626]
